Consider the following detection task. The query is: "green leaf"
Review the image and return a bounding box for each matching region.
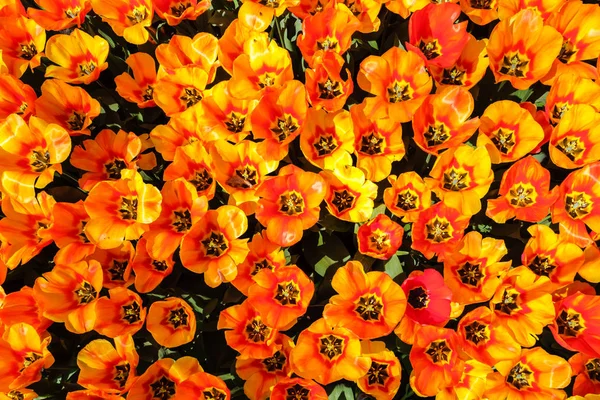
[303,232,351,277]
[371,203,387,218]
[328,383,354,400]
[534,91,549,107]
[97,29,116,48]
[368,40,379,50]
[384,255,403,279]
[510,88,534,102]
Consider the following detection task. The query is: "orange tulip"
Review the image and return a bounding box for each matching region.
[305,51,353,113]
[356,214,404,260]
[429,34,489,89]
[487,156,558,223]
[550,104,600,169]
[384,0,428,18]
[0,0,24,17]
[114,53,158,109]
[231,231,287,296]
[0,389,38,400]
[358,46,432,123]
[289,318,371,385]
[436,360,492,400]
[545,74,600,126]
[218,300,279,359]
[180,205,249,287]
[487,9,563,89]
[217,21,265,75]
[33,259,102,333]
[0,73,36,121]
[0,15,45,78]
[127,357,204,400]
[248,265,314,329]
[350,101,405,182]
[156,33,219,79]
[93,288,146,338]
[457,306,521,366]
[35,79,100,136]
[28,0,91,31]
[163,142,217,200]
[569,353,600,396]
[411,202,470,261]
[580,244,600,284]
[255,165,326,247]
[0,323,54,391]
[383,172,432,223]
[251,80,307,161]
[154,0,210,25]
[270,378,327,400]
[238,0,300,30]
[146,297,196,348]
[173,371,231,400]
[444,231,511,306]
[320,165,377,223]
[498,0,565,20]
[485,347,572,399]
[76,335,138,395]
[412,87,480,155]
[88,241,135,289]
[426,144,493,215]
[150,117,204,162]
[460,0,498,25]
[0,114,70,203]
[357,341,401,400]
[131,238,175,293]
[49,201,96,265]
[153,67,209,116]
[551,162,600,247]
[323,260,407,339]
[91,0,153,45]
[490,266,555,347]
[235,335,294,400]
[300,109,354,170]
[0,287,52,334]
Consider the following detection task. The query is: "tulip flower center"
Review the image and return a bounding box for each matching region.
[319,334,344,360]
[279,191,305,216]
[585,359,600,382]
[318,78,344,99]
[262,350,286,372]
[494,288,520,315]
[366,361,390,386]
[425,340,451,364]
[313,135,338,156]
[441,66,466,85]
[425,217,452,243]
[527,256,556,278]
[228,165,258,189]
[259,73,276,88]
[442,168,470,191]
[470,0,494,9]
[150,376,176,399]
[20,352,43,371]
[359,132,385,155]
[286,384,310,400]
[558,40,577,64]
[79,62,97,76]
[245,318,271,342]
[79,221,90,243]
[258,0,281,7]
[122,301,142,323]
[252,259,275,276]
[171,209,193,233]
[171,2,192,17]
[551,103,570,123]
[396,189,419,211]
[424,124,449,147]
[74,281,97,304]
[201,231,229,257]
[499,54,529,78]
[407,286,429,309]
[17,102,28,115]
[464,320,489,345]
[30,149,51,172]
[152,260,169,272]
[456,262,484,287]
[180,87,203,108]
[19,43,37,60]
[225,112,246,133]
[491,128,516,154]
[272,115,298,142]
[6,391,25,400]
[119,197,138,220]
[168,307,189,328]
[507,363,532,389]
[108,260,128,282]
[508,183,536,207]
[557,136,585,161]
[418,40,441,60]
[331,189,355,213]
[557,309,585,337]
[387,81,412,103]
[189,169,214,191]
[127,6,148,24]
[65,6,82,18]
[114,363,131,388]
[203,388,227,400]
[355,293,384,321]
[317,37,339,52]
[274,281,301,306]
[67,111,86,131]
[369,230,390,252]
[565,192,592,219]
[105,158,127,179]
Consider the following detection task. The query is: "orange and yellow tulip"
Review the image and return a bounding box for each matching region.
[146,297,196,348]
[173,371,231,400]
[460,0,498,25]
[131,238,175,293]
[545,74,600,126]
[549,104,600,169]
[0,73,36,121]
[305,51,353,113]
[93,288,146,338]
[127,357,203,400]
[114,53,158,109]
[154,0,210,25]
[163,141,217,200]
[570,352,600,396]
[383,172,432,223]
[357,341,402,400]
[321,166,377,223]
[28,0,91,31]
[91,0,153,45]
[270,378,327,400]
[357,214,404,260]
[0,15,45,78]
[429,34,489,89]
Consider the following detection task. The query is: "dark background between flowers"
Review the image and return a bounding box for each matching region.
[4,0,600,398]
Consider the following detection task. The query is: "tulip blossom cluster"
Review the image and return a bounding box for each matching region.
[0,0,600,399]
